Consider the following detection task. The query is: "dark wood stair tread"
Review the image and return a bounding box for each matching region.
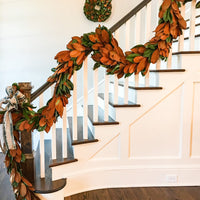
[88,105,119,125]
[110,81,162,90]
[68,116,98,145]
[172,51,200,55]
[173,34,200,43]
[49,158,78,168]
[34,178,66,194]
[150,69,186,72]
[98,93,141,108]
[33,140,67,194]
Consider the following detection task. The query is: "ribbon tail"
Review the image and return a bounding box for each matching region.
[3,111,16,151]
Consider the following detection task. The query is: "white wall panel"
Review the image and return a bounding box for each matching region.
[190,82,200,158]
[130,85,184,158]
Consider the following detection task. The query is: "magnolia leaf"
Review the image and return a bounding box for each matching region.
[20,182,27,197]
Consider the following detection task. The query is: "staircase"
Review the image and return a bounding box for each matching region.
[27,0,200,199]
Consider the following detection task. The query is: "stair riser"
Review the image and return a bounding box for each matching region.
[98,94,116,120]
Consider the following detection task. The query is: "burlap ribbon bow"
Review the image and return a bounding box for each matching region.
[0,86,26,153]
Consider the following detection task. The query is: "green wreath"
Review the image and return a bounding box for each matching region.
[84,0,112,22]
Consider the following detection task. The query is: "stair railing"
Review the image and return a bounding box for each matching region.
[29,0,199,180]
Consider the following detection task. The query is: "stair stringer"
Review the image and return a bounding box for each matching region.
[52,53,200,197]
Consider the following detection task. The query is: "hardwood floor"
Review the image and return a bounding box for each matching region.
[65,186,200,200]
[1,153,200,200]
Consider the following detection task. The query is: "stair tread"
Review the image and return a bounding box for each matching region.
[88,105,119,125]
[172,51,200,55]
[110,81,162,90]
[34,140,66,193]
[49,158,78,168]
[150,69,186,72]
[98,93,141,108]
[68,116,97,144]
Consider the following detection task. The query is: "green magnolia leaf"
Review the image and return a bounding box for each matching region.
[143,49,153,58]
[21,154,26,163]
[125,73,133,78]
[38,125,47,132]
[93,62,101,70]
[196,1,200,8]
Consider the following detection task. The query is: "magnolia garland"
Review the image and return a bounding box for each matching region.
[0,0,194,199]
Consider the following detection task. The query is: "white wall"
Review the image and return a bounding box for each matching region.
[0,0,142,99]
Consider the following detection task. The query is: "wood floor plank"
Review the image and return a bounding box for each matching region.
[64,187,200,200]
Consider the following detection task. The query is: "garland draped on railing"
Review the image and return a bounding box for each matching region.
[0,0,197,199]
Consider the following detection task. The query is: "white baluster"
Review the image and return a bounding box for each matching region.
[178,4,186,51]
[156,59,161,70]
[114,30,119,105]
[135,11,141,87]
[83,59,88,139]
[145,2,152,86]
[189,0,196,51]
[167,50,172,69]
[62,107,67,158]
[104,74,109,121]
[124,20,130,104]
[39,94,45,178]
[94,68,98,122]
[73,71,78,140]
[51,85,56,160]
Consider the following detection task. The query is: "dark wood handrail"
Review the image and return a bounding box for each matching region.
[110,0,152,33]
[31,81,54,102]
[30,0,152,102]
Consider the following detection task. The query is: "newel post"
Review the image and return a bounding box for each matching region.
[18,82,35,183]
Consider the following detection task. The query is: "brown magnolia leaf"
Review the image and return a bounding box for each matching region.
[20,182,27,197]
[117,71,124,79]
[45,125,51,133]
[88,34,98,43]
[70,50,82,58]
[136,58,148,74]
[10,168,15,184]
[22,177,33,187]
[111,38,118,48]
[10,149,17,157]
[15,172,22,183]
[39,117,46,127]
[129,63,137,74]
[142,62,150,76]
[5,154,10,167]
[178,18,187,29]
[161,0,171,13]
[92,43,103,50]
[24,121,31,130]
[92,53,102,62]
[72,43,86,51]
[123,65,130,74]
[131,47,139,54]
[151,49,160,64]
[101,29,110,43]
[138,46,146,54]
[109,51,121,62]
[100,56,110,64]
[154,23,166,33]
[72,36,82,44]
[25,190,32,200]
[16,148,22,156]
[19,121,26,131]
[133,56,144,63]
[76,52,85,65]
[67,41,74,50]
[15,154,22,163]
[105,44,113,51]
[55,51,70,63]
[164,23,170,35]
